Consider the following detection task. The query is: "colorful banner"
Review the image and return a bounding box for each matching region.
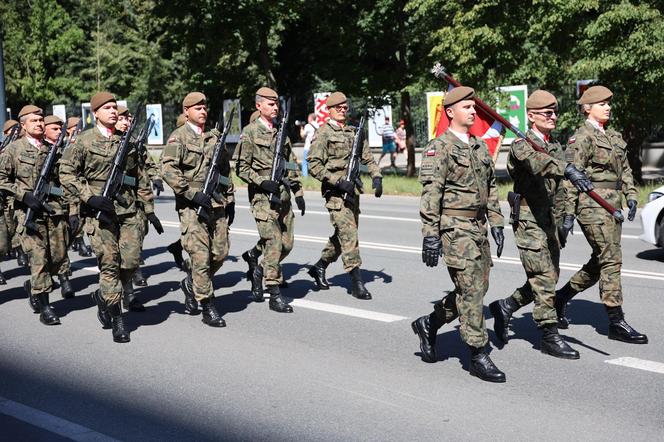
[314,92,331,126]
[368,105,393,148]
[576,79,596,98]
[146,103,163,145]
[426,91,446,141]
[496,85,528,143]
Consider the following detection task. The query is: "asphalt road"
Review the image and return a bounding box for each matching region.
[1,187,662,441]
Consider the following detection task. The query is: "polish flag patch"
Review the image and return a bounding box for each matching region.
[425,149,436,156]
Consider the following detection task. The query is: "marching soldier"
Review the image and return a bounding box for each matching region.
[411,86,506,382]
[556,86,647,344]
[66,117,93,258]
[306,92,382,299]
[235,87,305,312]
[161,92,234,327]
[488,90,593,359]
[60,92,161,342]
[0,119,20,284]
[165,112,187,270]
[3,120,29,268]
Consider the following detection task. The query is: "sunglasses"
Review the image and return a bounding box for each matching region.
[332,105,349,111]
[530,110,557,118]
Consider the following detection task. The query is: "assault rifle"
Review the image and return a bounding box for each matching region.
[268,97,292,206]
[1,123,20,152]
[343,108,368,206]
[135,113,156,167]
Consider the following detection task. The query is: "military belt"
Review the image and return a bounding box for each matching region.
[442,208,484,219]
[591,181,622,190]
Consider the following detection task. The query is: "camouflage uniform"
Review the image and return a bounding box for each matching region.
[235,118,301,287]
[306,121,381,271]
[161,123,234,301]
[419,130,504,348]
[59,127,154,305]
[563,121,637,307]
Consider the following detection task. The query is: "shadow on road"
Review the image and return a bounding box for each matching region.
[636,248,664,262]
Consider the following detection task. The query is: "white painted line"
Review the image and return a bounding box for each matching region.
[604,357,664,375]
[289,299,407,322]
[0,395,119,441]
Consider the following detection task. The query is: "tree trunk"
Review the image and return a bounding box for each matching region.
[400,91,416,177]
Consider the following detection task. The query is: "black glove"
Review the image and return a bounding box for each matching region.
[372,177,383,198]
[422,235,442,267]
[558,214,575,248]
[335,179,355,195]
[564,164,594,193]
[191,191,212,210]
[68,215,80,235]
[260,179,280,194]
[147,212,164,234]
[22,192,44,211]
[491,226,504,258]
[87,195,115,214]
[226,201,235,226]
[295,196,305,216]
[627,199,637,222]
[152,179,164,196]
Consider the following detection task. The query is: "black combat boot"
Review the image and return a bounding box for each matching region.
[267,285,293,313]
[411,313,443,363]
[201,297,226,327]
[37,293,61,325]
[540,324,580,359]
[180,273,198,314]
[108,302,130,343]
[308,259,330,290]
[606,306,648,344]
[70,237,80,251]
[489,296,520,344]
[167,240,185,270]
[250,265,265,303]
[554,282,578,329]
[77,237,92,257]
[25,280,39,313]
[91,289,111,329]
[59,274,74,299]
[122,279,145,312]
[16,246,28,267]
[468,345,506,383]
[242,247,261,280]
[132,268,148,287]
[350,267,371,300]
[0,269,6,285]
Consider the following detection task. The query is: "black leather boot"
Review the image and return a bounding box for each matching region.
[122,279,145,312]
[350,267,371,300]
[242,247,261,280]
[469,346,506,383]
[201,297,226,327]
[70,237,80,251]
[37,293,61,325]
[554,282,577,329]
[16,246,28,267]
[606,306,648,344]
[180,274,198,314]
[308,259,330,290]
[489,297,520,344]
[411,313,443,363]
[250,265,265,303]
[77,237,92,257]
[109,302,130,343]
[91,289,111,329]
[132,268,148,287]
[267,285,292,313]
[25,280,39,313]
[59,274,74,299]
[167,240,185,270]
[0,269,6,285]
[540,324,580,359]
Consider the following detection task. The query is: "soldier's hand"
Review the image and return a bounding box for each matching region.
[152,179,164,196]
[226,201,235,225]
[335,179,355,195]
[372,177,383,198]
[147,213,164,234]
[295,196,305,216]
[87,196,115,215]
[564,164,594,193]
[68,215,81,235]
[260,179,280,195]
[422,235,442,267]
[22,192,43,211]
[491,226,505,258]
[191,191,212,210]
[627,199,637,222]
[558,214,575,248]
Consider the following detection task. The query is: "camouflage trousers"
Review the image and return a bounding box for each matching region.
[568,220,623,307]
[16,212,69,295]
[179,206,230,301]
[509,220,560,326]
[85,214,142,305]
[320,195,361,272]
[253,201,294,287]
[0,207,9,257]
[433,221,492,348]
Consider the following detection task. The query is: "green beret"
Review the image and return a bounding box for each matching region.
[183,92,206,108]
[326,92,347,107]
[3,119,19,132]
[18,105,43,118]
[577,86,613,105]
[44,115,64,126]
[91,91,116,112]
[256,87,278,100]
[526,90,558,109]
[444,86,474,107]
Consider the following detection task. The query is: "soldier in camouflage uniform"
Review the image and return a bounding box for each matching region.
[0,106,70,325]
[235,87,305,313]
[411,87,506,383]
[0,119,20,284]
[165,113,187,271]
[556,86,647,344]
[488,90,593,359]
[3,120,30,268]
[306,92,382,299]
[66,117,94,258]
[60,92,162,343]
[161,91,234,327]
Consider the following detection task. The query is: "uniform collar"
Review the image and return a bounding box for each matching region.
[258,116,274,130]
[97,124,114,139]
[448,128,469,144]
[530,126,550,143]
[586,119,606,134]
[327,119,346,129]
[187,121,203,135]
[25,134,43,148]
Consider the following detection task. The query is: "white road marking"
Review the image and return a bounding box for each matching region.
[289,299,407,322]
[0,395,119,441]
[604,357,664,375]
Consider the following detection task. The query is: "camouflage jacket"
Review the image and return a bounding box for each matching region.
[235,118,302,205]
[507,129,566,226]
[161,123,234,209]
[564,121,637,223]
[0,137,69,216]
[419,130,504,237]
[59,126,154,217]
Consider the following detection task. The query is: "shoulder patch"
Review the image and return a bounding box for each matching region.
[568,137,576,145]
[425,149,436,156]
[167,137,176,144]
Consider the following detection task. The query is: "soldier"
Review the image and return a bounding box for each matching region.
[306,92,382,299]
[0,119,20,284]
[161,91,234,327]
[66,117,93,258]
[3,120,29,268]
[488,90,593,359]
[0,105,70,325]
[60,92,162,342]
[166,112,187,270]
[411,86,506,382]
[556,86,647,344]
[235,87,305,312]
